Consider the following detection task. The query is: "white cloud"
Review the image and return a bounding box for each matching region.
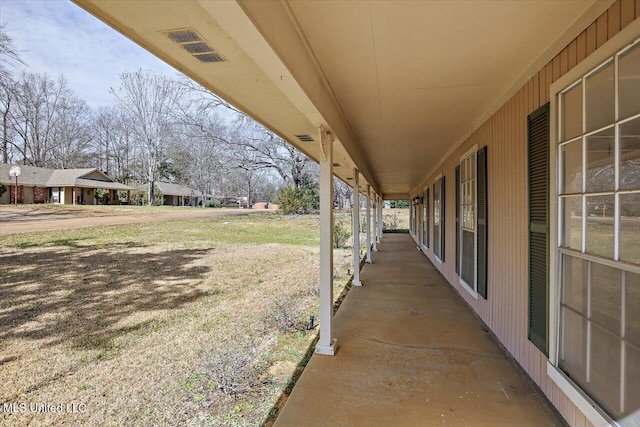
[0,0,179,109]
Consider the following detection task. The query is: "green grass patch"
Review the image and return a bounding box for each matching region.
[0,214,319,249]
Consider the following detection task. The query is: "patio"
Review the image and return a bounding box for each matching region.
[275,233,562,426]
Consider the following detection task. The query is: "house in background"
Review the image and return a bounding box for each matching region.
[0,163,133,205]
[72,1,640,426]
[138,181,213,206]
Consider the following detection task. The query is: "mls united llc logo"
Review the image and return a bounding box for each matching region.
[2,402,86,414]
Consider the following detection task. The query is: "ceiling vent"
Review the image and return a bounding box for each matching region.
[163,28,226,63]
[295,134,314,142]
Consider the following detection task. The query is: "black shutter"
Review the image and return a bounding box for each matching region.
[455,165,461,275]
[527,103,550,356]
[477,147,488,299]
[441,176,446,263]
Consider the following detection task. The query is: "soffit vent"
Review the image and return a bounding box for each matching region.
[295,134,314,142]
[163,28,226,63]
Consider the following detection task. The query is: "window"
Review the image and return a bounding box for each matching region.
[455,147,488,298]
[460,152,476,290]
[412,198,420,236]
[424,188,430,249]
[433,176,445,261]
[555,39,640,422]
[51,187,60,204]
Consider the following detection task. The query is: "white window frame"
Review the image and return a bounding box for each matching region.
[422,187,429,253]
[549,19,640,427]
[458,145,479,298]
[433,173,444,264]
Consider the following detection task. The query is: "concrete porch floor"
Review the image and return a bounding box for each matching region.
[274,233,562,427]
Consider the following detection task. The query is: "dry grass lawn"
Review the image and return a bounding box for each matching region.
[0,213,353,426]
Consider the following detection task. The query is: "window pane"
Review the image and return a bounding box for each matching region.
[589,323,621,417]
[625,343,640,420]
[620,118,640,191]
[562,255,588,315]
[619,42,640,120]
[620,193,640,265]
[470,154,475,178]
[590,262,621,335]
[562,83,583,142]
[586,194,614,259]
[562,139,583,194]
[461,229,474,285]
[585,61,614,133]
[627,271,640,348]
[559,307,587,382]
[562,196,582,250]
[586,126,615,193]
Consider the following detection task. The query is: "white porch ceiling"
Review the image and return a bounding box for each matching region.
[74,0,605,198]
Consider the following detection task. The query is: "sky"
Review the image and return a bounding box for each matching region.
[0,0,179,109]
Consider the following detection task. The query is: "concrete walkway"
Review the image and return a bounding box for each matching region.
[274,234,562,427]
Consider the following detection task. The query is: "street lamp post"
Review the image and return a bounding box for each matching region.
[8,166,22,206]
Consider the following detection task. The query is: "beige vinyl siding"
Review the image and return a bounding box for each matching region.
[63,187,73,205]
[83,171,107,180]
[413,3,638,426]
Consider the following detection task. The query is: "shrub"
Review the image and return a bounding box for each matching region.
[383,212,400,231]
[203,334,274,396]
[306,275,320,296]
[129,190,146,206]
[333,219,351,248]
[151,190,164,206]
[95,188,110,204]
[206,199,221,208]
[277,183,319,215]
[0,183,6,198]
[116,190,129,203]
[265,294,303,332]
[128,189,164,206]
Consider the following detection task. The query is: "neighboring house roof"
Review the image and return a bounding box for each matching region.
[47,168,101,186]
[139,181,201,197]
[0,163,55,186]
[74,178,132,191]
[0,163,133,190]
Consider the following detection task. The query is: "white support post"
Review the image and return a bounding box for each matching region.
[315,127,337,356]
[373,195,378,251]
[378,196,383,239]
[352,169,362,286]
[366,185,372,263]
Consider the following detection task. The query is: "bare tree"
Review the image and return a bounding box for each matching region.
[50,94,93,168]
[227,116,316,189]
[8,72,90,167]
[0,23,25,83]
[111,69,183,204]
[93,106,120,174]
[333,177,352,209]
[0,78,17,164]
[0,24,24,163]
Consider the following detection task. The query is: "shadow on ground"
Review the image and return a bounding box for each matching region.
[0,241,214,352]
